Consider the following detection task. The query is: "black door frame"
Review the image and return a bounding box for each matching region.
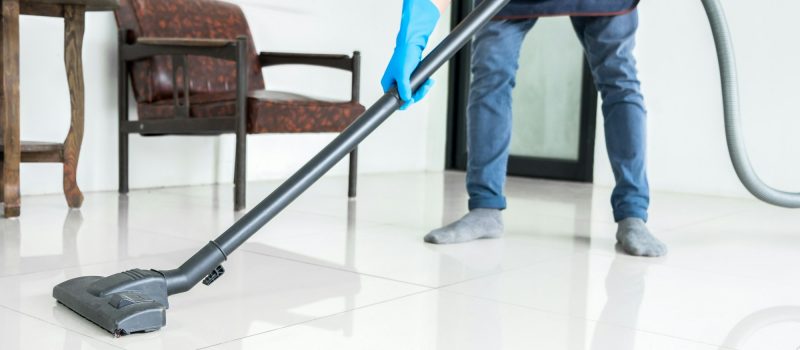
[445,1,599,183]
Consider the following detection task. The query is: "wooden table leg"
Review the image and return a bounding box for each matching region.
[2,0,20,218]
[62,5,85,208]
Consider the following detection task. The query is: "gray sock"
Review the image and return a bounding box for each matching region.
[616,218,667,257]
[424,209,504,244]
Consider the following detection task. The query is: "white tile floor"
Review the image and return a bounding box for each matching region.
[1,171,800,349]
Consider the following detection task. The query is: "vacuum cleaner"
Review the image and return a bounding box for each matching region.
[52,0,512,337]
[52,0,800,337]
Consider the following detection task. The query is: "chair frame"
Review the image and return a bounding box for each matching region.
[117,30,361,210]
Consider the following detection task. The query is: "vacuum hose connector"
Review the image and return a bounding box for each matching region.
[702,0,800,207]
[161,242,227,295]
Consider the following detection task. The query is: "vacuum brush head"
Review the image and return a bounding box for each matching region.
[53,269,169,336]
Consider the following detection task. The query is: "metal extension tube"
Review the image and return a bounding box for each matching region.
[161,0,512,295]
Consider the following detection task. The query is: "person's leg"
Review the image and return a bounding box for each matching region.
[571,11,666,256]
[425,19,536,244]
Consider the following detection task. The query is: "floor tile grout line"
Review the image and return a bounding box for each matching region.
[0,227,399,285]
[123,208,395,244]
[0,219,572,286]
[0,304,126,350]
[588,250,800,292]
[148,226,591,291]
[0,221,219,280]
[590,248,800,286]
[1,224,435,299]
[236,247,437,289]
[0,213,234,280]
[126,216,569,291]
[99,222,440,290]
[0,250,181,281]
[154,172,423,194]
[274,206,404,228]
[135,219,603,292]
[195,288,437,350]
[240,236,590,292]
[431,251,586,290]
[655,207,756,234]
[1,203,595,287]
[123,222,442,289]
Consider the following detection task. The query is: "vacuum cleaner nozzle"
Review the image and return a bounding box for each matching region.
[52,269,168,336]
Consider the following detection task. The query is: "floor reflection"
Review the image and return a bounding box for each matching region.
[1,210,87,349]
[117,194,130,261]
[6,173,800,348]
[0,210,83,276]
[720,306,800,349]
[229,199,361,348]
[591,255,649,349]
[201,198,362,346]
[433,176,601,349]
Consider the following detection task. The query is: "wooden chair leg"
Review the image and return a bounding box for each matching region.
[62,5,85,208]
[348,147,358,198]
[2,0,21,218]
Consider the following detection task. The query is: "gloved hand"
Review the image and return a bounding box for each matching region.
[381,0,441,110]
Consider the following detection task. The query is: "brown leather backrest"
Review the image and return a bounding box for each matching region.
[115,0,265,103]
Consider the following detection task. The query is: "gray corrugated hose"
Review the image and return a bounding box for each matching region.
[702,0,800,207]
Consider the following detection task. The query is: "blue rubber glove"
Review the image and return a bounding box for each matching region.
[381,0,441,110]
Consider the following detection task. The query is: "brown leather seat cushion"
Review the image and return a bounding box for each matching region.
[22,0,119,11]
[137,91,366,134]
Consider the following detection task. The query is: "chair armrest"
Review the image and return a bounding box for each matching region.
[258,52,356,71]
[121,36,241,61]
[136,37,234,47]
[258,51,362,102]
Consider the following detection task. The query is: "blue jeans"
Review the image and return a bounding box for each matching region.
[466,10,649,222]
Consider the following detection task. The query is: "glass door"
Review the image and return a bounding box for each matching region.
[446,1,598,182]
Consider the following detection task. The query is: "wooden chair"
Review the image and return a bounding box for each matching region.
[114,0,365,210]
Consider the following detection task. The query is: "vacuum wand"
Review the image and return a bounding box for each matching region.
[160,0,512,295]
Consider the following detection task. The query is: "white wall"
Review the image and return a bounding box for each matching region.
[17,0,450,196]
[19,0,799,199]
[593,0,800,198]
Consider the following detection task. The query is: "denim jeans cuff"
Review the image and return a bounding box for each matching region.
[613,210,648,223]
[468,197,507,211]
